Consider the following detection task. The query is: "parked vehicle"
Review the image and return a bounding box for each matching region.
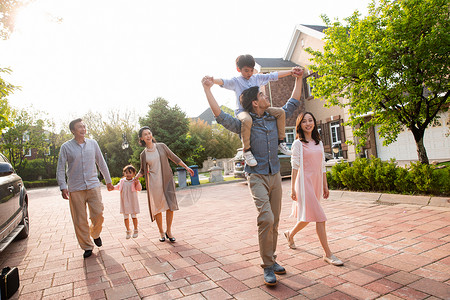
[0,153,29,252]
[233,149,246,178]
[233,144,333,179]
[233,144,293,178]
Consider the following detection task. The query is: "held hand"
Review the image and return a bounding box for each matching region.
[134,178,141,187]
[106,183,114,191]
[292,67,304,78]
[187,167,194,177]
[201,76,214,89]
[61,189,69,200]
[291,190,297,201]
[323,187,329,199]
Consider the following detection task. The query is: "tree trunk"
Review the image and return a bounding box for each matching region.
[411,128,429,164]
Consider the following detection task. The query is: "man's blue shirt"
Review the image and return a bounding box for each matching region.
[215,98,300,175]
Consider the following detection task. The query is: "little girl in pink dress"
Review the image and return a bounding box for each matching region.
[114,165,142,239]
[284,112,343,266]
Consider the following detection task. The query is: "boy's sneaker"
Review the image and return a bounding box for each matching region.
[243,151,257,167]
[278,143,292,155]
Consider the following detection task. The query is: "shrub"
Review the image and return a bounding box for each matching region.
[374,159,398,191]
[326,171,338,190]
[18,158,56,181]
[23,178,58,189]
[103,177,146,190]
[330,161,349,189]
[407,161,434,194]
[394,166,415,194]
[339,158,370,191]
[430,166,450,195]
[327,157,448,196]
[110,177,121,185]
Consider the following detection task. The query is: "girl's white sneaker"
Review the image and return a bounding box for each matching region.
[126,230,132,239]
[132,229,138,238]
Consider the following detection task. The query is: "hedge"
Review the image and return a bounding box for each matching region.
[23,178,59,189]
[327,157,449,196]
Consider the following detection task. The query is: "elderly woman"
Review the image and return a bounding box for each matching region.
[136,126,194,242]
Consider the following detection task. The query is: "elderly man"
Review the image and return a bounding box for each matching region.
[57,118,114,258]
[201,69,303,286]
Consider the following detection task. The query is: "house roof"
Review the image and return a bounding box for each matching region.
[284,24,327,60]
[301,25,328,33]
[194,107,216,125]
[193,105,233,125]
[254,58,298,71]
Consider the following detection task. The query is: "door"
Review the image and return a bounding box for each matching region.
[0,155,22,241]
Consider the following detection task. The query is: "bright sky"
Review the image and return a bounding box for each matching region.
[0,0,371,129]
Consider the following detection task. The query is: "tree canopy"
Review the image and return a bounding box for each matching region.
[0,108,52,173]
[81,110,138,177]
[0,0,27,132]
[0,68,13,132]
[138,97,199,167]
[189,118,241,162]
[307,0,450,164]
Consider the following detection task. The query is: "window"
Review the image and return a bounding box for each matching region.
[330,121,341,146]
[302,72,317,100]
[23,132,31,157]
[285,128,295,143]
[44,139,51,156]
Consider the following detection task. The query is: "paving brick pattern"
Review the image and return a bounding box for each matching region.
[1,181,449,299]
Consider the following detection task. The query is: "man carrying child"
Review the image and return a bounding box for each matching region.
[202,67,304,286]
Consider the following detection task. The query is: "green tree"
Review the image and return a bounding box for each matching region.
[42,126,72,179]
[0,108,51,173]
[0,1,29,130]
[82,110,138,177]
[188,117,241,161]
[307,0,450,164]
[139,97,197,166]
[0,0,31,38]
[0,69,13,132]
[188,119,211,166]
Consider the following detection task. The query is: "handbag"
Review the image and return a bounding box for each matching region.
[0,267,19,299]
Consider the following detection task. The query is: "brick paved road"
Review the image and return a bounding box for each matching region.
[1,180,449,299]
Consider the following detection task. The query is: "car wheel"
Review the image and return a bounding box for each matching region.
[16,200,29,240]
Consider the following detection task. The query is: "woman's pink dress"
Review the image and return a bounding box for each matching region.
[291,139,327,222]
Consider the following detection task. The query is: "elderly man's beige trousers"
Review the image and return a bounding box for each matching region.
[69,187,104,250]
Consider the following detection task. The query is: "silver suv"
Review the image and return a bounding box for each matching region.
[233,145,293,178]
[0,153,29,252]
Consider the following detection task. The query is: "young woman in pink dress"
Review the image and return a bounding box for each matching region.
[284,112,343,266]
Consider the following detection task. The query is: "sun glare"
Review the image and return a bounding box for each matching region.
[13,2,60,34]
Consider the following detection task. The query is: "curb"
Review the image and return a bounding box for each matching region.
[328,190,450,208]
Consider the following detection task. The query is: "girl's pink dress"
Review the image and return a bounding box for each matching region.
[291,139,327,222]
[114,178,142,215]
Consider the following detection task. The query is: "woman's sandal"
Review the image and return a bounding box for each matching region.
[284,230,297,249]
[165,232,176,242]
[159,233,165,242]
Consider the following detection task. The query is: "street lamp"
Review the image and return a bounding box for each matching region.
[332,144,339,159]
[122,133,129,150]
